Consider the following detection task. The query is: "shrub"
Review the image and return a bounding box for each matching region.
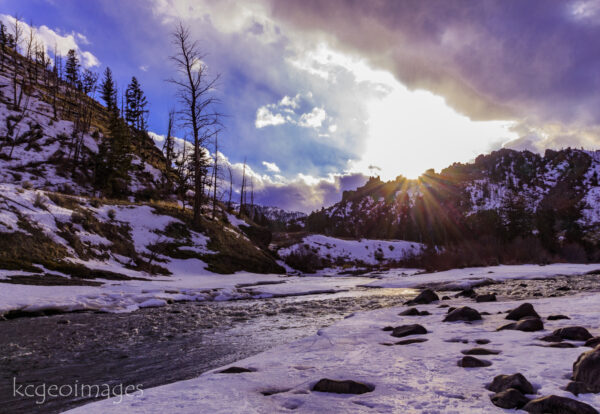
[33,193,47,210]
[283,245,324,273]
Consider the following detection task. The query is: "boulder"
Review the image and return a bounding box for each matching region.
[572,345,600,393]
[219,366,254,374]
[399,307,421,316]
[312,379,374,394]
[475,293,497,302]
[455,288,476,298]
[391,324,428,338]
[566,381,594,396]
[405,289,439,305]
[585,337,600,348]
[506,303,540,321]
[461,347,501,355]
[475,339,491,345]
[539,334,563,342]
[490,388,530,409]
[545,342,576,348]
[522,395,598,414]
[498,317,543,332]
[553,326,593,341]
[394,338,428,345]
[547,314,570,320]
[457,356,492,368]
[487,373,535,394]
[444,306,482,322]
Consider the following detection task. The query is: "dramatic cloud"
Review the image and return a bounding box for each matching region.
[11,0,600,211]
[0,14,100,67]
[266,0,600,150]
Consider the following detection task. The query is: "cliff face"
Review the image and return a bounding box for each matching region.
[306,148,600,258]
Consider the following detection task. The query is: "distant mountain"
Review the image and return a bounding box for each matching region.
[233,203,306,231]
[306,148,600,265]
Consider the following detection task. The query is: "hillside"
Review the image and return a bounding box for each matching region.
[306,148,600,267]
[0,43,284,281]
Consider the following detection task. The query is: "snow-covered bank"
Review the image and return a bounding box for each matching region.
[2,263,600,317]
[65,292,600,413]
[0,260,374,315]
[278,234,424,266]
[365,263,600,289]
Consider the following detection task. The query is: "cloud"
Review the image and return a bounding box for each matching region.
[255,106,286,128]
[265,0,600,148]
[0,14,100,67]
[139,65,149,72]
[262,161,281,173]
[298,107,327,128]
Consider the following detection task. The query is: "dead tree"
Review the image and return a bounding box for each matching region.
[168,22,221,226]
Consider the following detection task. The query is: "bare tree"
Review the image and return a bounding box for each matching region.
[10,15,23,110]
[227,164,233,211]
[211,132,219,219]
[239,157,247,215]
[168,22,221,225]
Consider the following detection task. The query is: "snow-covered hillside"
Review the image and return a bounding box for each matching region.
[277,234,424,272]
[0,68,167,198]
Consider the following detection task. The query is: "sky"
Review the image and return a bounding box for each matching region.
[2,0,600,212]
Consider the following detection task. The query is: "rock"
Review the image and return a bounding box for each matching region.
[490,388,530,409]
[457,356,492,368]
[506,303,540,321]
[312,379,374,394]
[438,304,450,308]
[382,326,394,331]
[557,286,571,291]
[480,311,491,315]
[498,316,544,332]
[585,337,600,348]
[572,345,600,393]
[553,326,593,341]
[455,288,476,298]
[441,296,450,300]
[391,324,428,338]
[219,366,254,373]
[394,338,428,345]
[475,293,497,302]
[398,308,430,316]
[547,314,570,320]
[539,334,563,342]
[566,380,594,395]
[475,339,491,345]
[447,307,456,313]
[545,342,576,348]
[399,308,421,316]
[405,289,439,305]
[461,347,501,355]
[487,373,535,394]
[443,306,482,322]
[522,395,599,414]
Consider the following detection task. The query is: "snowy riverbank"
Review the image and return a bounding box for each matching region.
[65,289,600,413]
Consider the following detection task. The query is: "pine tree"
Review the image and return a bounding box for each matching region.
[81,69,98,96]
[94,112,132,197]
[100,67,117,112]
[125,77,148,130]
[65,49,80,86]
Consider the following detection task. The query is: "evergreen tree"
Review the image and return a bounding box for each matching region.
[100,67,117,112]
[125,77,148,130]
[94,112,132,197]
[65,49,80,86]
[81,69,98,96]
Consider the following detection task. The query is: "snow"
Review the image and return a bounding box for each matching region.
[65,290,600,413]
[278,234,425,266]
[365,263,600,289]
